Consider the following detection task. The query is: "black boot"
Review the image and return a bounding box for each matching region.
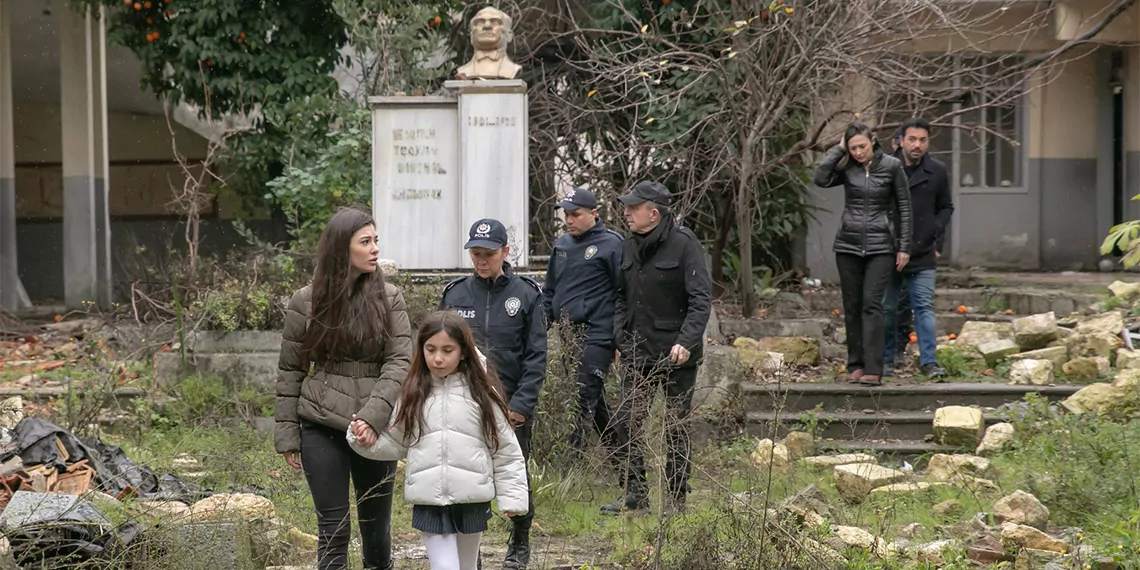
[600,492,650,516]
[503,526,530,569]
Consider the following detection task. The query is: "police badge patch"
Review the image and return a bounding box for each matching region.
[585,245,598,260]
[505,297,522,317]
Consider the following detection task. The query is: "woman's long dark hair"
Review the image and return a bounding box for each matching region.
[395,311,509,450]
[301,207,391,363]
[836,121,881,170]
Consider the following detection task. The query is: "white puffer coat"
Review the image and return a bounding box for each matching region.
[347,372,529,515]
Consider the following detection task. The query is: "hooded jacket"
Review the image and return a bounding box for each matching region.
[814,145,913,257]
[347,371,530,515]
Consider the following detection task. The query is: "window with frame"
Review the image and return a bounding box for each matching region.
[955,56,1026,189]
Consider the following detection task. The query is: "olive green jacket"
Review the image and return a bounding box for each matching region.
[274,283,413,453]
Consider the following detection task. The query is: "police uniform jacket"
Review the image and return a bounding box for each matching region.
[439,263,547,420]
[542,220,624,348]
[614,217,712,368]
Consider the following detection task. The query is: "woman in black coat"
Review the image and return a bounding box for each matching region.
[813,122,912,386]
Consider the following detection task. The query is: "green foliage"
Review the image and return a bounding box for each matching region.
[264,96,373,249]
[82,0,346,118]
[185,250,307,332]
[1101,193,1140,269]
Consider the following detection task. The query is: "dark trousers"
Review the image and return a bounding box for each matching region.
[894,281,913,357]
[610,362,697,498]
[511,421,535,532]
[568,343,616,451]
[301,421,396,570]
[835,253,895,376]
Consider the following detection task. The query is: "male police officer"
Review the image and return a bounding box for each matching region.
[542,188,624,452]
[439,218,547,569]
[604,181,711,516]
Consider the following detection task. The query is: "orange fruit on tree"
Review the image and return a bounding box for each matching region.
[239,32,246,39]
[144,1,152,8]
[956,305,967,314]
[433,16,442,25]
[909,332,917,344]
[146,17,153,24]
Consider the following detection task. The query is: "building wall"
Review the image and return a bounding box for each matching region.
[1126,47,1140,223]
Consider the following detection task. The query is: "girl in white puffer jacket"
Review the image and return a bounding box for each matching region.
[347,310,528,570]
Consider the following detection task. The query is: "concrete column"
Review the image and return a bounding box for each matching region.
[0,0,19,310]
[58,5,111,308]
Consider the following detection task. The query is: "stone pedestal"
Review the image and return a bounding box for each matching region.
[445,79,529,269]
[371,97,462,269]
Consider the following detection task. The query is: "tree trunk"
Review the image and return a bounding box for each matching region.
[710,192,733,298]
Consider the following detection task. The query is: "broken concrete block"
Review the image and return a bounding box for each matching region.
[1067,331,1125,360]
[926,454,995,482]
[977,339,1021,367]
[0,398,23,430]
[833,525,897,557]
[834,463,905,503]
[1008,359,1054,386]
[868,482,946,497]
[780,432,816,459]
[1012,312,1058,350]
[994,490,1049,530]
[1075,311,1125,337]
[140,520,258,570]
[956,321,1015,349]
[1116,368,1140,388]
[1107,280,1140,301]
[1116,349,1140,370]
[932,499,964,519]
[1062,357,1103,383]
[933,406,985,447]
[1010,346,1069,368]
[751,336,821,366]
[750,439,791,474]
[976,422,1016,456]
[802,453,877,468]
[1000,522,1066,554]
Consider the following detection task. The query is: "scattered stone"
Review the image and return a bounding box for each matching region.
[869,482,945,496]
[977,339,1021,367]
[782,484,832,518]
[1117,349,1140,370]
[734,337,786,371]
[956,321,1015,348]
[947,475,1001,494]
[927,454,994,481]
[932,499,964,519]
[977,422,1016,456]
[1000,522,1067,553]
[1067,331,1124,360]
[833,525,897,557]
[0,398,23,430]
[994,490,1050,529]
[747,336,821,366]
[1075,311,1126,336]
[750,439,791,474]
[1062,380,1140,417]
[898,522,924,538]
[1008,359,1054,386]
[144,520,257,570]
[912,540,958,564]
[1117,368,1140,387]
[1010,346,1070,368]
[1012,312,1059,350]
[1107,280,1140,301]
[190,493,276,522]
[1062,357,1102,383]
[800,537,848,566]
[968,535,1014,564]
[1014,548,1066,570]
[780,432,816,459]
[834,463,906,503]
[802,453,877,467]
[933,406,985,447]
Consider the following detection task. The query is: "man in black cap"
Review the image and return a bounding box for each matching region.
[603,180,712,516]
[542,188,624,452]
[439,218,546,569]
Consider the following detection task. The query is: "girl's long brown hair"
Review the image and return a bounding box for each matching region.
[301,207,391,363]
[395,311,509,450]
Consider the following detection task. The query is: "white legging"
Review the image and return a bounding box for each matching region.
[422,532,482,570]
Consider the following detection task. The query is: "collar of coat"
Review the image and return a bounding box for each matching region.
[474,261,514,291]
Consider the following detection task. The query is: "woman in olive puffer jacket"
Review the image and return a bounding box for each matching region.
[813,122,912,386]
[275,207,413,570]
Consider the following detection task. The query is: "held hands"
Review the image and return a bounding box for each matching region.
[669,344,691,366]
[350,414,379,447]
[896,252,911,271]
[507,411,526,428]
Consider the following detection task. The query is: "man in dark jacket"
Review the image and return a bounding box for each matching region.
[884,118,954,378]
[602,180,712,516]
[439,218,546,569]
[543,188,624,451]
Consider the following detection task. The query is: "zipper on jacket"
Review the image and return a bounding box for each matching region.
[483,287,492,341]
[441,382,450,502]
[861,163,869,255]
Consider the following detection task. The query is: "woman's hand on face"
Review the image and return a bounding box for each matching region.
[839,134,846,149]
[350,415,379,447]
[896,252,911,271]
[282,451,302,471]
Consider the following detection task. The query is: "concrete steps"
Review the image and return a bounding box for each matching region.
[801,287,1099,317]
[740,382,1081,450]
[740,382,1080,412]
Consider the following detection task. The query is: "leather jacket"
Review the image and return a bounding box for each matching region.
[813,145,912,257]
